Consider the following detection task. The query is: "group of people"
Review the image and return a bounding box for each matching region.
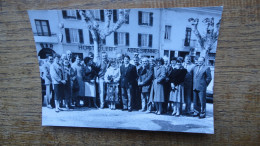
[41,50,212,119]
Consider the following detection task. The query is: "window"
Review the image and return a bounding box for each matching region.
[164,25,171,40]
[89,31,106,45]
[184,27,192,46]
[91,10,104,21]
[113,9,129,24]
[114,32,129,46]
[35,20,51,36]
[138,11,153,26]
[65,28,84,44]
[138,33,152,47]
[164,50,169,57]
[62,10,81,20]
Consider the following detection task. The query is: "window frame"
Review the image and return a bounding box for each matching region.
[35,19,51,36]
[164,25,171,40]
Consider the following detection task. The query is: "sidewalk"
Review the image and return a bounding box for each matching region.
[42,103,214,134]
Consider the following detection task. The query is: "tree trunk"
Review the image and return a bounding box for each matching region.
[93,40,98,63]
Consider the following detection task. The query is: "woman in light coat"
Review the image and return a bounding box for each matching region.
[149,58,166,115]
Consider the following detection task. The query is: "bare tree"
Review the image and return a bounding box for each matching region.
[80,9,130,62]
[188,17,221,62]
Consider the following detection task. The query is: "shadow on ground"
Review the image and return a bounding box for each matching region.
[152,120,208,132]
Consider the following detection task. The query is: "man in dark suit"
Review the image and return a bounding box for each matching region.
[120,55,138,112]
[192,57,212,118]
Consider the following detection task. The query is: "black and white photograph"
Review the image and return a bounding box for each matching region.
[28,6,223,134]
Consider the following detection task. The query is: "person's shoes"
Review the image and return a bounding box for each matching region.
[171,112,176,116]
[55,109,59,112]
[139,109,145,112]
[146,110,151,113]
[175,113,180,117]
[47,105,52,109]
[199,113,206,119]
[193,113,199,117]
[122,109,127,111]
[156,112,161,115]
[128,109,132,112]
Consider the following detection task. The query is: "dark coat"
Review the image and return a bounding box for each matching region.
[120,64,138,88]
[170,66,187,86]
[192,65,212,92]
[83,66,96,82]
[137,65,153,93]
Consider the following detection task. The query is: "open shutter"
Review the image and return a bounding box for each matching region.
[62,10,67,18]
[102,38,106,45]
[149,34,152,47]
[113,10,117,23]
[79,29,84,44]
[100,10,104,22]
[76,10,81,20]
[126,33,129,46]
[65,28,71,43]
[89,31,93,44]
[149,13,153,26]
[138,33,141,47]
[138,11,142,25]
[114,32,118,45]
[125,14,129,24]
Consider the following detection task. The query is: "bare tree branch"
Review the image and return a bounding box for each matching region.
[101,9,130,38]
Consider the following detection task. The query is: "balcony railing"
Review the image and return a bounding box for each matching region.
[33,33,58,43]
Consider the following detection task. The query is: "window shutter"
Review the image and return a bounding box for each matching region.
[62,10,67,18]
[138,11,142,25]
[102,38,106,45]
[149,34,153,47]
[138,33,141,47]
[65,28,71,43]
[100,10,105,22]
[113,10,117,23]
[76,10,81,20]
[89,31,93,44]
[125,15,129,24]
[149,13,153,26]
[79,29,84,44]
[114,32,118,45]
[126,33,129,46]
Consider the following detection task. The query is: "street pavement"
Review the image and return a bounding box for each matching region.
[42,103,214,134]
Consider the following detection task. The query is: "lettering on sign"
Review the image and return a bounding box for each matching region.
[78,45,117,52]
[127,48,158,54]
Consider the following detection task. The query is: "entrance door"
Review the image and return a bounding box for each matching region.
[72,53,83,63]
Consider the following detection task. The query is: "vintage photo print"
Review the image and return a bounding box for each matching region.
[28,6,223,134]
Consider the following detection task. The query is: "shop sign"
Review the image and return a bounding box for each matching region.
[127,48,158,54]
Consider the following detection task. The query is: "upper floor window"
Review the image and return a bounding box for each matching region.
[184,27,192,46]
[89,31,106,45]
[138,33,152,47]
[62,10,81,20]
[114,32,129,46]
[92,10,104,21]
[35,20,51,36]
[113,9,129,24]
[164,25,171,40]
[65,28,84,44]
[138,11,153,26]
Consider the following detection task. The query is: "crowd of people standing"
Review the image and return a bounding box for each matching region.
[41,50,212,119]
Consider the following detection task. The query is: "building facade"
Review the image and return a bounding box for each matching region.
[28,7,222,66]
